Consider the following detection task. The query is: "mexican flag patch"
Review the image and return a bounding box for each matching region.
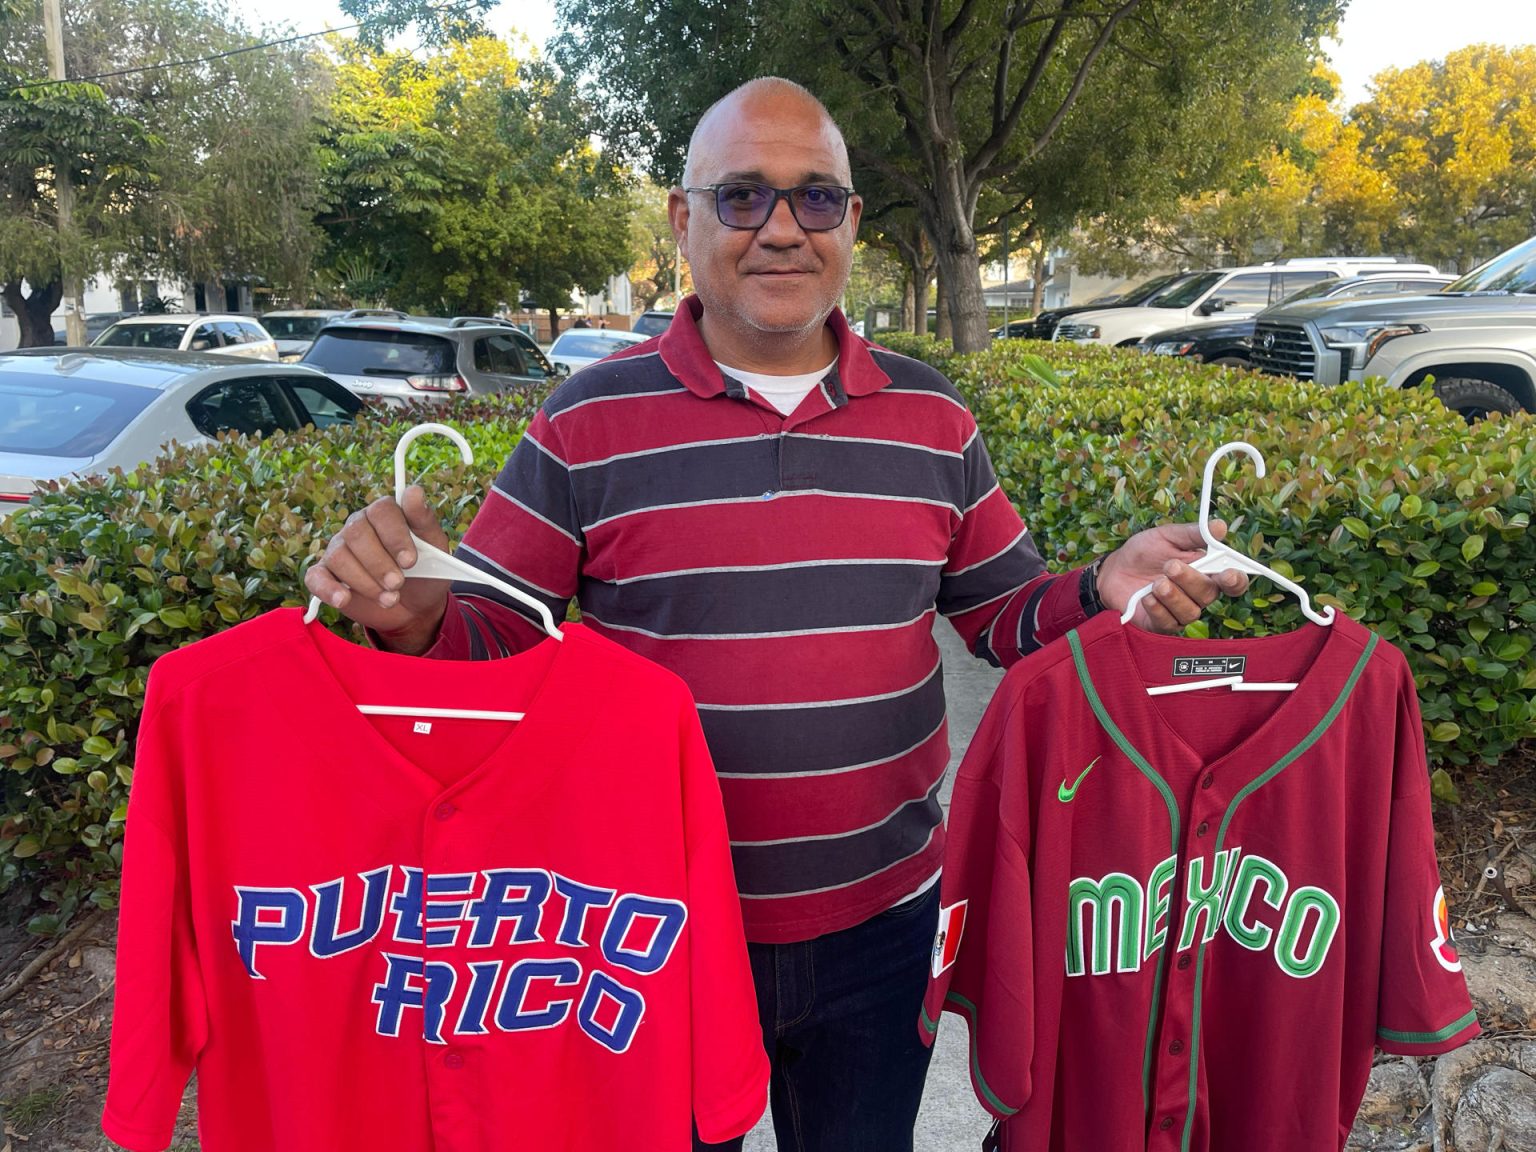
[931,900,968,978]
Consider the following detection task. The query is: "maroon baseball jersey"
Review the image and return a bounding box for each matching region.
[921,610,1477,1152]
[104,609,767,1152]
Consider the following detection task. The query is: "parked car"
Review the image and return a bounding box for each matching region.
[299,315,554,406]
[93,314,279,361]
[1015,271,1193,340]
[53,311,138,346]
[0,348,362,509]
[548,328,649,375]
[631,310,675,338]
[1055,259,1441,346]
[1138,274,1456,367]
[260,309,352,362]
[1251,237,1536,419]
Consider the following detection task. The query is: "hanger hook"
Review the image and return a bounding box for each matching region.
[1199,441,1265,552]
[394,422,473,505]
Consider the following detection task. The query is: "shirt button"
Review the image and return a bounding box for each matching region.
[1169,1039,1185,1054]
[444,1051,464,1069]
[1159,1117,1175,1131]
[435,802,457,821]
[1196,820,1210,836]
[1177,955,1192,970]
[1201,773,1215,789]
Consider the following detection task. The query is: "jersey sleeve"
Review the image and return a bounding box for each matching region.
[919,687,1034,1120]
[677,691,769,1141]
[1374,668,1479,1056]
[102,677,210,1151]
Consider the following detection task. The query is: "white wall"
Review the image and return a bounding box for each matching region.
[1,275,194,350]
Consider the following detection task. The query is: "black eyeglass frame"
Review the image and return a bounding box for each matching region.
[683,182,858,232]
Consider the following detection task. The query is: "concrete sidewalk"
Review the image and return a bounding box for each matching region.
[744,621,1004,1151]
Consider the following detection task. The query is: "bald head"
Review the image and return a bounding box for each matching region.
[682,78,850,188]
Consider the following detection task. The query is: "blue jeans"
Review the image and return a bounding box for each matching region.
[694,885,940,1152]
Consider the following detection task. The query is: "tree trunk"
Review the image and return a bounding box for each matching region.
[4,279,64,347]
[546,306,561,343]
[1032,245,1048,316]
[901,276,914,331]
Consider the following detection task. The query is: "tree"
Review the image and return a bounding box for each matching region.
[320,37,633,318]
[554,0,1341,353]
[1356,45,1536,272]
[0,0,326,343]
[628,187,690,311]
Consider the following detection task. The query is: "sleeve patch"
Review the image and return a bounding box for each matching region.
[931,900,968,978]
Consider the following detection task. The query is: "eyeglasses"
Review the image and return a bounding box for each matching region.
[683,182,856,232]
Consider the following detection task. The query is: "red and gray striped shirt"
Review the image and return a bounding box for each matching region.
[423,297,1092,942]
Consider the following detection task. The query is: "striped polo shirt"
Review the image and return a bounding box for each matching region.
[425,297,1091,943]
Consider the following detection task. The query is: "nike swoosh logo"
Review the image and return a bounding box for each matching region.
[1058,757,1100,803]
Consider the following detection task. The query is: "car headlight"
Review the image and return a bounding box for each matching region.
[1151,340,1195,357]
[1318,323,1428,368]
[279,353,304,363]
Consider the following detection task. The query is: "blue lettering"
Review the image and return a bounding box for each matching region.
[389,867,425,944]
[494,958,581,1032]
[578,970,645,1053]
[424,873,477,947]
[309,867,390,959]
[231,888,307,979]
[601,895,687,976]
[467,869,551,947]
[371,953,426,1038]
[554,875,615,947]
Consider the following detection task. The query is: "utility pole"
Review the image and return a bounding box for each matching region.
[43,0,87,347]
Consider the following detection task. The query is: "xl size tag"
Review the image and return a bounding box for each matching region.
[1172,655,1247,677]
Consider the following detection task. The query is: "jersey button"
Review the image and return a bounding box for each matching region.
[1177,955,1192,970]
[435,802,457,821]
[444,1051,464,1069]
[1159,1117,1175,1131]
[1169,1039,1184,1054]
[1196,820,1210,836]
[1201,773,1215,789]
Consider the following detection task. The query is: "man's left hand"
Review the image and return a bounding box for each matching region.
[1096,521,1250,633]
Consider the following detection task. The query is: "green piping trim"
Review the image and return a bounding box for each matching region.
[1067,628,1180,1115]
[1378,1010,1477,1046]
[921,1004,939,1035]
[943,992,1021,1116]
[1181,633,1379,1152]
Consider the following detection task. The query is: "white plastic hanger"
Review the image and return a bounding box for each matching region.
[1121,441,1334,696]
[303,422,563,722]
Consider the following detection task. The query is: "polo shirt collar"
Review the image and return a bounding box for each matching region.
[657,294,893,406]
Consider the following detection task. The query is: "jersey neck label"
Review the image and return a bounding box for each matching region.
[1171,655,1247,677]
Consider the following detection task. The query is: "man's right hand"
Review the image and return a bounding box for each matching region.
[303,484,453,654]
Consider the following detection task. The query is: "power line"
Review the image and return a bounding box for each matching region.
[14,0,483,88]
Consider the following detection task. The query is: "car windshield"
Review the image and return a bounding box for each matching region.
[1148,272,1223,308]
[1446,237,1536,294]
[0,375,159,457]
[302,329,456,375]
[1279,279,1347,305]
[551,333,636,358]
[632,313,672,336]
[94,322,188,349]
[1123,272,1187,304]
[262,315,328,339]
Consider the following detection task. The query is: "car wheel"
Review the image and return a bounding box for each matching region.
[1432,376,1525,422]
[1208,356,1249,369]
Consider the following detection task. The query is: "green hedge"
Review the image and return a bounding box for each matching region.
[0,396,542,930]
[878,334,1536,773]
[2,342,1534,927]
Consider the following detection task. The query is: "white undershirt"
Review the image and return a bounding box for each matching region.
[720,355,939,914]
[716,359,837,415]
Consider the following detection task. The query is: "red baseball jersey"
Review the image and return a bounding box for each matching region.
[921,610,1477,1152]
[104,609,768,1152]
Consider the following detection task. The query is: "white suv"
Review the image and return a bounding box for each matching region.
[92,314,279,360]
[1055,259,1440,346]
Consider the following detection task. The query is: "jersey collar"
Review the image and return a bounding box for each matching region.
[657,294,892,407]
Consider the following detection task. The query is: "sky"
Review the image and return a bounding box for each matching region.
[232,0,1536,108]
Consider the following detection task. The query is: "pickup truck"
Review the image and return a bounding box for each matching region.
[1250,236,1536,419]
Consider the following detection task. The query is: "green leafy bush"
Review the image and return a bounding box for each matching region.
[0,396,542,929]
[891,336,1536,772]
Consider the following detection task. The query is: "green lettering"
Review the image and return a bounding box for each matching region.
[1177,849,1236,952]
[1275,886,1340,979]
[1067,873,1144,976]
[1223,854,1287,952]
[1143,854,1177,960]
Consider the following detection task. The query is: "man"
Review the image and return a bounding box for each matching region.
[306,78,1246,1151]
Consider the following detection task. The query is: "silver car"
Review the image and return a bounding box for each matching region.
[300,316,555,406]
[0,348,362,509]
[92,314,279,361]
[548,328,648,375]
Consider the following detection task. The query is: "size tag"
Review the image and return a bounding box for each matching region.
[413,721,433,735]
[1172,655,1247,677]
